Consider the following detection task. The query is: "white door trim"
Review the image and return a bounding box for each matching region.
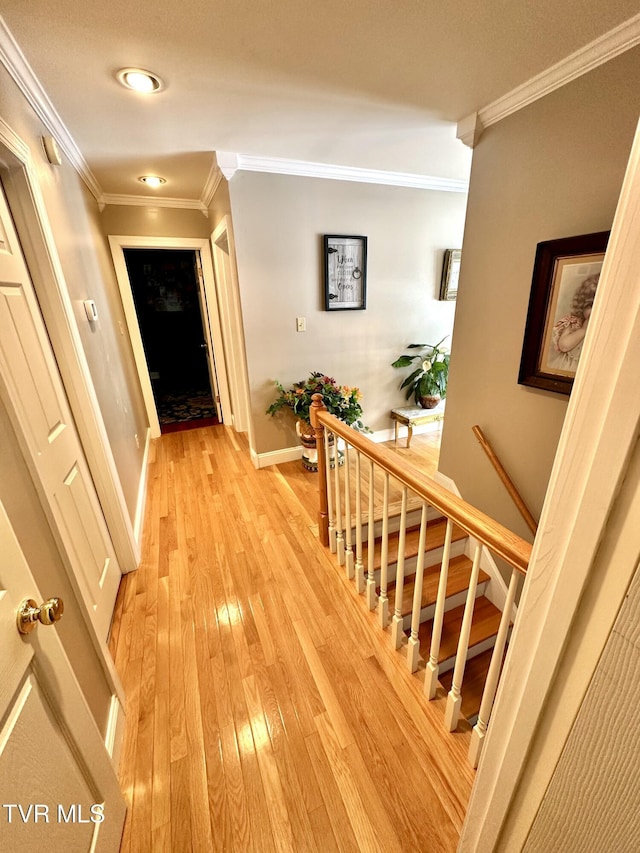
[460,118,640,850]
[0,117,139,574]
[108,235,232,438]
[211,215,253,440]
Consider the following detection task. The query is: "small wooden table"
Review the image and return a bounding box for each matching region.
[390,402,445,448]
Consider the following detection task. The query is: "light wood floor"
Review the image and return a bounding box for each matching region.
[109,424,473,853]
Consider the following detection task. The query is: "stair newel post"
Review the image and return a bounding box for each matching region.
[323,428,336,553]
[468,567,520,768]
[343,443,354,578]
[378,473,390,628]
[310,393,329,547]
[354,450,365,593]
[407,502,428,673]
[366,459,378,611]
[444,541,482,732]
[391,486,408,650]
[425,518,454,699]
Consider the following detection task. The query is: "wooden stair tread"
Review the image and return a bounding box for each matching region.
[386,554,490,617]
[348,494,424,528]
[415,596,504,664]
[438,646,508,722]
[361,518,467,571]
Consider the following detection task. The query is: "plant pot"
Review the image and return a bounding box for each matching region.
[418,394,441,409]
[296,421,343,472]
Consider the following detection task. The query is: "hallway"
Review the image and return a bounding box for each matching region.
[109,425,473,852]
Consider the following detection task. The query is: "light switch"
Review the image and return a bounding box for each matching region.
[83,299,98,323]
[296,317,306,332]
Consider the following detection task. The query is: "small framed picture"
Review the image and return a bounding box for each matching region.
[324,235,367,311]
[439,249,461,301]
[518,231,609,395]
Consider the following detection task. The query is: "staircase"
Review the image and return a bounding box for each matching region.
[309,398,531,767]
[361,512,509,726]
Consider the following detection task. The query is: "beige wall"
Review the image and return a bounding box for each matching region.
[207,177,232,230]
[100,203,212,239]
[228,172,467,454]
[439,47,640,541]
[0,64,148,523]
[0,65,150,730]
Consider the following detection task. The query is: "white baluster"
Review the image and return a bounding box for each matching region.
[354,450,365,593]
[366,459,378,611]
[391,487,408,650]
[468,568,520,768]
[407,502,428,673]
[334,437,344,565]
[343,443,354,578]
[324,429,336,552]
[424,519,454,698]
[444,541,482,732]
[378,473,390,628]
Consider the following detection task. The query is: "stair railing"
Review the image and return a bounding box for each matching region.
[310,395,530,766]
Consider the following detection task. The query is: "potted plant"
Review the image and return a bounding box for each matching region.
[391,337,450,408]
[267,371,369,470]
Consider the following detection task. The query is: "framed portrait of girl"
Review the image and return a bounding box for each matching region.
[518,231,609,395]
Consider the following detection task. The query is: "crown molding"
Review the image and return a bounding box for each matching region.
[478,12,640,128]
[201,162,223,208]
[220,153,469,192]
[0,15,105,205]
[456,112,485,149]
[102,193,208,214]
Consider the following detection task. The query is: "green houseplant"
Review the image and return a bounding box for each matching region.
[391,337,450,408]
[267,372,369,470]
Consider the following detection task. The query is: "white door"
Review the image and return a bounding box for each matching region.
[194,251,222,421]
[0,499,126,850]
[0,183,120,642]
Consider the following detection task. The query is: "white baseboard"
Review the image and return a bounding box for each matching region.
[251,445,303,469]
[132,427,151,551]
[433,470,462,497]
[105,694,125,771]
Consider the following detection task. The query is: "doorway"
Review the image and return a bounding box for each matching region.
[123,248,219,433]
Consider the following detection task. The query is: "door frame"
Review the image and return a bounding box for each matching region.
[108,235,232,438]
[0,118,140,574]
[0,119,125,728]
[460,119,640,849]
[210,215,253,439]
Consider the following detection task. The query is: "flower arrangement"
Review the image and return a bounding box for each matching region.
[391,337,450,406]
[266,371,369,431]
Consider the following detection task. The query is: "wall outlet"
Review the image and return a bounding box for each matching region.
[296,317,306,332]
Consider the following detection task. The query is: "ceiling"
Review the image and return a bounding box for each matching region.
[0,1,638,201]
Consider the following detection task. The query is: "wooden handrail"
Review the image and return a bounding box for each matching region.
[472,425,538,536]
[310,399,530,574]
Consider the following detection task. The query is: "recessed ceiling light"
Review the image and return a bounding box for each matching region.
[116,67,165,93]
[139,176,166,188]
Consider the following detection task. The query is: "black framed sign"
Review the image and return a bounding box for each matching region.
[439,249,461,301]
[518,230,609,395]
[324,235,367,311]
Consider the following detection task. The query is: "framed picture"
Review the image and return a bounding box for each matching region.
[439,249,461,301]
[324,235,367,310]
[518,231,609,395]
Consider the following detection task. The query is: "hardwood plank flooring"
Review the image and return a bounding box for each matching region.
[109,425,472,852]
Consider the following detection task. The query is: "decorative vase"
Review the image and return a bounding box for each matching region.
[296,421,343,472]
[418,394,441,409]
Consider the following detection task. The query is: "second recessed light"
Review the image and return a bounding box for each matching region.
[117,67,165,93]
[139,176,166,188]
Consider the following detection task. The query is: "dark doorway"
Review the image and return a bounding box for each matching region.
[123,248,219,433]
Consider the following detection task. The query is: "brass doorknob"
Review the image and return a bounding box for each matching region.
[17,597,64,635]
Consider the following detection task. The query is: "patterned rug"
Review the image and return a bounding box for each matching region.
[157,388,218,426]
